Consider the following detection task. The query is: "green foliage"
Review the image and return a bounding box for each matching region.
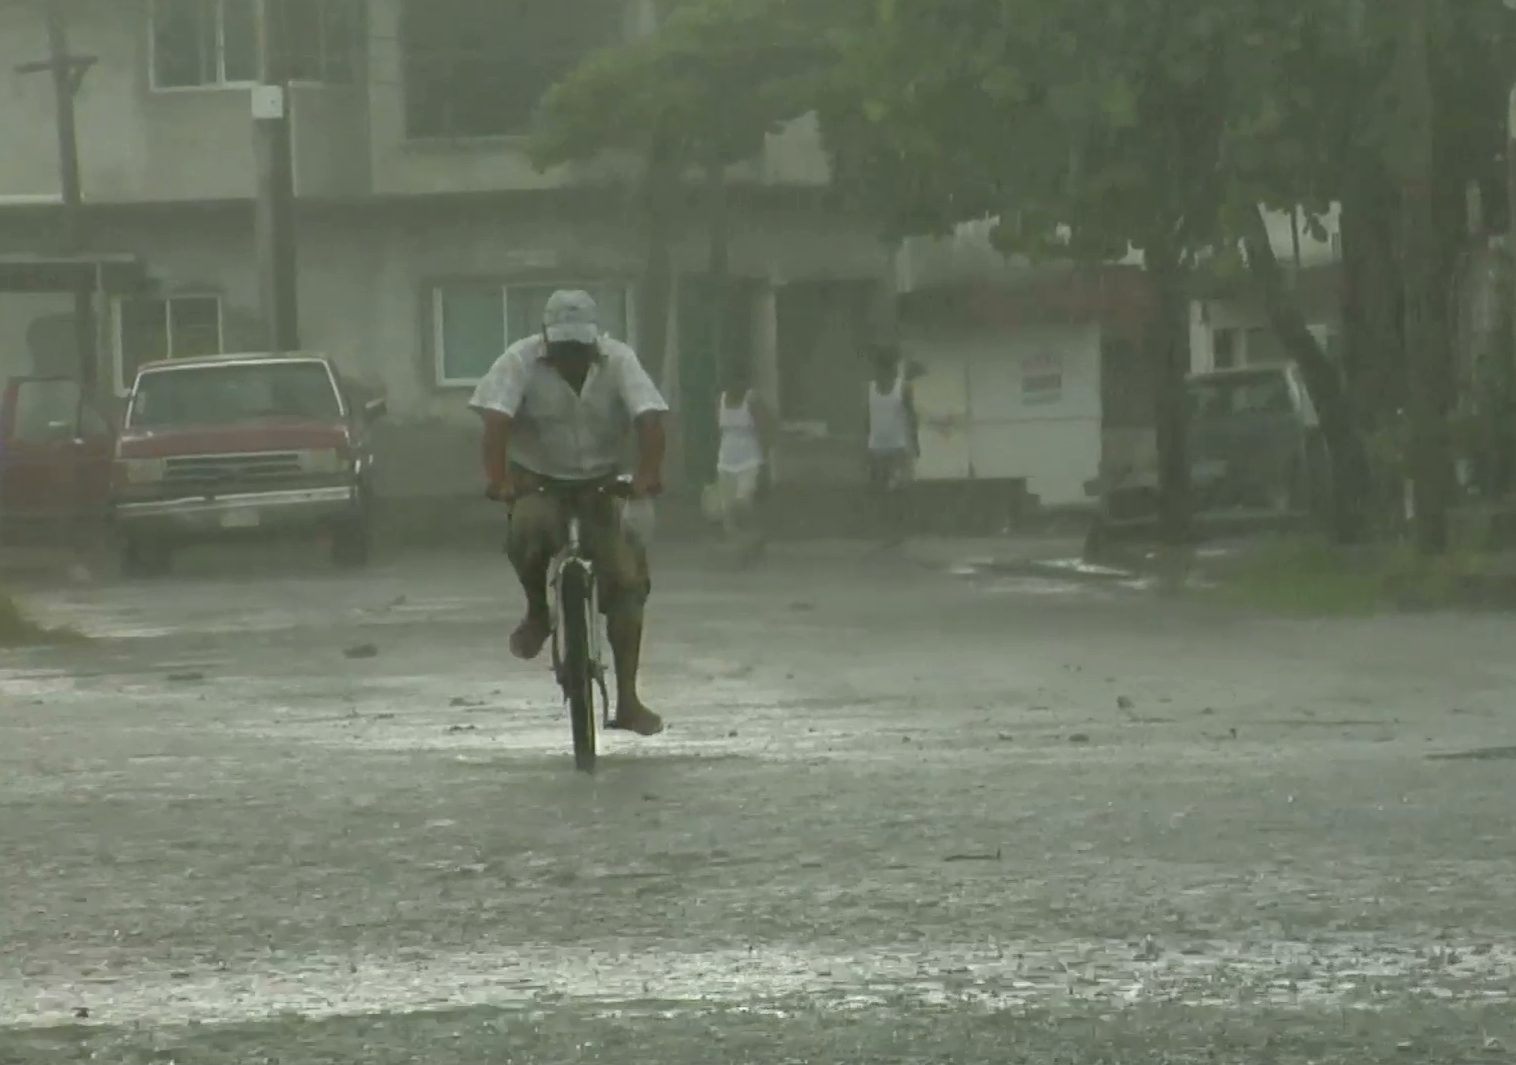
[531,0,840,172]
[817,0,1512,263]
[0,590,84,647]
[1210,535,1495,616]
[1218,0,1511,239]
[820,0,1263,265]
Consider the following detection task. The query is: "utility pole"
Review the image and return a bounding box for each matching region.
[18,0,97,394]
[1506,80,1516,494]
[253,0,300,353]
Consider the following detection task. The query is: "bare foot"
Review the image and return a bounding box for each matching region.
[509,614,551,661]
[610,702,665,736]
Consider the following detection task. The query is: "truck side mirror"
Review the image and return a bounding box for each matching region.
[363,397,388,421]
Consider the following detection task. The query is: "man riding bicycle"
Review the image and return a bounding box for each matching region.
[470,289,668,738]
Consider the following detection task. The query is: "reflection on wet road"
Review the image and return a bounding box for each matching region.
[4,549,1516,1060]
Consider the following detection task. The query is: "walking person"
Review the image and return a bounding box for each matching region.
[715,362,775,564]
[866,346,919,544]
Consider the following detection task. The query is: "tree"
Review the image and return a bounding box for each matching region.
[532,0,835,384]
[1222,0,1513,551]
[821,0,1248,544]
[1202,1,1366,541]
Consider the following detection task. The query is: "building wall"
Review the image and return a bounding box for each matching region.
[1188,299,1338,375]
[0,0,828,206]
[362,0,833,199]
[0,198,888,496]
[0,294,73,378]
[902,321,1103,507]
[0,0,369,205]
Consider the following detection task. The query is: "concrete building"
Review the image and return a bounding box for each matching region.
[898,266,1154,512]
[1188,206,1343,375]
[0,0,891,500]
[891,209,1341,512]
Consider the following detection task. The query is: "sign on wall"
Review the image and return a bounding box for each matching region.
[1021,350,1063,406]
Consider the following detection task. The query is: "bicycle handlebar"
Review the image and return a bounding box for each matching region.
[487,476,635,504]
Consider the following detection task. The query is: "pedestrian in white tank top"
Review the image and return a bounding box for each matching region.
[714,362,774,559]
[866,346,918,542]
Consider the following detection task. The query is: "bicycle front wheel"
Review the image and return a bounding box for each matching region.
[559,561,597,773]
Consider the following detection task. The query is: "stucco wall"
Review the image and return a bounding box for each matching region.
[0,294,73,378]
[0,1,368,205]
[1188,300,1338,375]
[2,0,833,207]
[903,322,1103,507]
[0,199,888,496]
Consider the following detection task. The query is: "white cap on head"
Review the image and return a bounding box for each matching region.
[542,289,600,345]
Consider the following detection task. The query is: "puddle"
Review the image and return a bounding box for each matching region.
[950,558,1149,600]
[6,936,1512,1031]
[1427,746,1516,762]
[0,670,83,698]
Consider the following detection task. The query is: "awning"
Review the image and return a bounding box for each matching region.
[0,253,152,294]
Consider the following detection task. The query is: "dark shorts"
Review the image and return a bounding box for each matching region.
[506,485,651,614]
[869,450,914,491]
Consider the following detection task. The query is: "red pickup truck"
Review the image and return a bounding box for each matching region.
[111,354,385,574]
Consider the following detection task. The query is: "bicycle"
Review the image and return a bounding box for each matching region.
[525,476,632,774]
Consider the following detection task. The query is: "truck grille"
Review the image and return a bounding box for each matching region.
[164,452,304,485]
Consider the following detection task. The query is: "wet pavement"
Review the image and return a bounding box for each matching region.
[3,542,1515,1063]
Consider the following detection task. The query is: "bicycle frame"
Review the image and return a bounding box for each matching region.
[548,504,612,728]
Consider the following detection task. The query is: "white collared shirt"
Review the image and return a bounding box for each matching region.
[469,334,668,481]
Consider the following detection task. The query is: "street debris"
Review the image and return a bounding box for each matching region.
[944,849,1002,863]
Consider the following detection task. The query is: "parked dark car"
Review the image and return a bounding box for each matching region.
[111,353,385,574]
[0,375,113,547]
[1093,364,1329,537]
[1187,365,1327,513]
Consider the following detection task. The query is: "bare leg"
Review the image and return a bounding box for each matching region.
[505,496,556,660]
[608,608,663,735]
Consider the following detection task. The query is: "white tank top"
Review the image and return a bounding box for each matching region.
[717,390,763,473]
[868,374,911,453]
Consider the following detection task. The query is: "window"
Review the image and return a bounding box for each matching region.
[1188,371,1293,420]
[401,0,624,138]
[116,295,224,389]
[432,282,634,386]
[283,0,361,84]
[150,0,359,89]
[12,380,90,444]
[129,362,340,429]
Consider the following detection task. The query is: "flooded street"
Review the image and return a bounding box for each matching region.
[4,544,1515,1062]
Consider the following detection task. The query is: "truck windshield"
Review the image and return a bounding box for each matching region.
[129,363,341,429]
[1188,373,1292,420]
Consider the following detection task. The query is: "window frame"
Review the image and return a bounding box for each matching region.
[113,293,226,395]
[148,0,359,93]
[430,281,638,389]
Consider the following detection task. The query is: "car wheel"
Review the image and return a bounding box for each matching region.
[122,536,172,578]
[331,516,372,569]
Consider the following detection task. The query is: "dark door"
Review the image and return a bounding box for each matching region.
[0,377,114,544]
